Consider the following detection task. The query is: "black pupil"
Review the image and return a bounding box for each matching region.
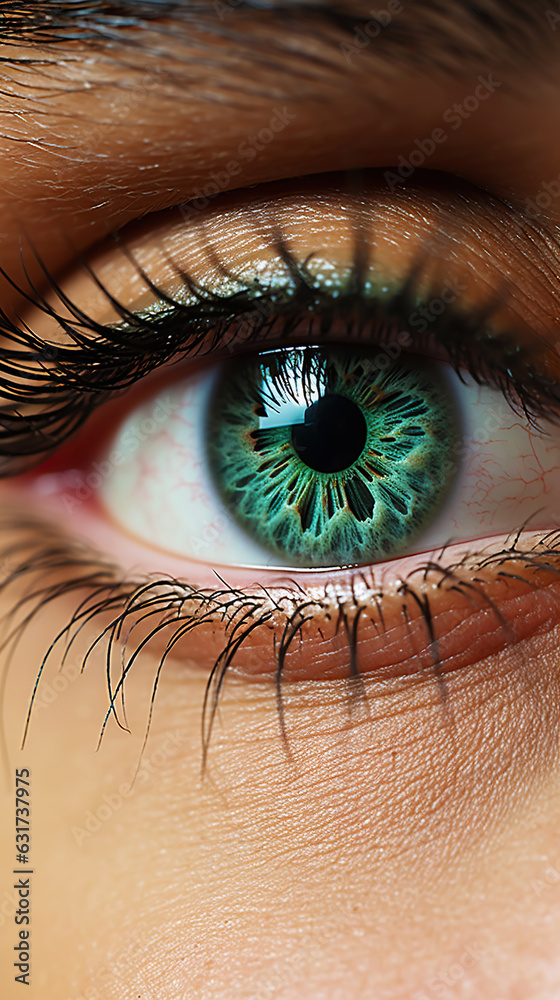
[291,393,367,473]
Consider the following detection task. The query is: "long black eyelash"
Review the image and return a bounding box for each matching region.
[2,509,560,773]
[1,215,560,475]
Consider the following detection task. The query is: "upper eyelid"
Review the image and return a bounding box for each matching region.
[2,174,560,475]
[15,171,560,323]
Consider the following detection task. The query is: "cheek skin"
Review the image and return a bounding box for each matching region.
[1,585,560,999]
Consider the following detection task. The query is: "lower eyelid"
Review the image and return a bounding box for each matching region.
[2,488,559,690]
[187,536,560,685]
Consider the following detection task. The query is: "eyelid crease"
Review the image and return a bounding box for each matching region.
[2,207,560,478]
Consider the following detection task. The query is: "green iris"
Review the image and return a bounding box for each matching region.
[206,347,460,567]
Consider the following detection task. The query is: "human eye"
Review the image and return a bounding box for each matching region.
[4,170,560,731]
[2,3,560,999]
[89,271,557,572]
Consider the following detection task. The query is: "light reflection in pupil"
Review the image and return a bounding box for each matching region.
[291,393,367,473]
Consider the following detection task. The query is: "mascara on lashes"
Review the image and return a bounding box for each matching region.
[0,237,559,477]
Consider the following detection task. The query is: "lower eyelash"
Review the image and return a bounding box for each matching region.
[1,508,560,771]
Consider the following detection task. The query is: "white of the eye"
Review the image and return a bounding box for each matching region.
[100,366,282,566]
[99,362,560,569]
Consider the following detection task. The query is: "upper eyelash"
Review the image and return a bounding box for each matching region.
[0,228,559,476]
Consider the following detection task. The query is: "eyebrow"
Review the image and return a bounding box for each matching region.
[1,0,555,74]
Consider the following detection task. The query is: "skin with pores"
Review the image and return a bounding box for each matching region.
[0,2,560,999]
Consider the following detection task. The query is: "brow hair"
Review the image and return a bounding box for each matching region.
[0,0,555,75]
